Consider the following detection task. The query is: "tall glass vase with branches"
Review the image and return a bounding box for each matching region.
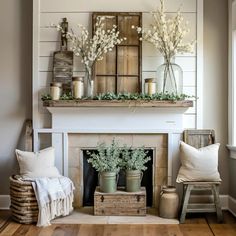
[133,0,195,95]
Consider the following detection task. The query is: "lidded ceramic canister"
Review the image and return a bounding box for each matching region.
[159,186,179,219]
[72,77,84,99]
[144,78,157,95]
[50,82,62,100]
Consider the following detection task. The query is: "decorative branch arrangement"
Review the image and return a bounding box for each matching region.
[132,0,195,95]
[56,17,126,84]
[133,0,195,59]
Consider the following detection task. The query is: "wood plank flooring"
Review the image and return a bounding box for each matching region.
[0,210,236,236]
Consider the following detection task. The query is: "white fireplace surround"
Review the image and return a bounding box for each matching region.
[33,106,188,188]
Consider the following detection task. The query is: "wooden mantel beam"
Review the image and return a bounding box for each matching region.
[43,100,193,108]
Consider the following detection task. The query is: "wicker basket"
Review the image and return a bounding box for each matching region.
[10,175,38,224]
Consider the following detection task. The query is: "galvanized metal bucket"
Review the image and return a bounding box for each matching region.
[126,170,143,192]
[99,171,117,193]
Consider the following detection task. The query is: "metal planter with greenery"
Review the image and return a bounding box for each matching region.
[121,146,151,192]
[87,140,121,193]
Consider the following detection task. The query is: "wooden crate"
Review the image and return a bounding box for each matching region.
[94,187,146,216]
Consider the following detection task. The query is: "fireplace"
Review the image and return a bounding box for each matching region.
[82,149,154,207]
[68,133,168,208]
[37,103,191,210]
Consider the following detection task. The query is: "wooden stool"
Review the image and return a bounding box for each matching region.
[179,130,223,223]
[180,181,223,223]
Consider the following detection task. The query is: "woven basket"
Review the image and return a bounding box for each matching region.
[9,175,38,224]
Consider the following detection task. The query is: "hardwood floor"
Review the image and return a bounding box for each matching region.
[0,211,236,236]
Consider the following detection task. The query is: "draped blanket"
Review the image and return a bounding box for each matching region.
[30,177,75,227]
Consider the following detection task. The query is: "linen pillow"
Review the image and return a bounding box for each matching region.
[176,141,221,183]
[15,147,61,178]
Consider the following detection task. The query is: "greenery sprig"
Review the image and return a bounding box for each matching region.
[86,140,152,173]
[41,94,52,101]
[121,146,151,171]
[41,92,194,102]
[87,140,122,173]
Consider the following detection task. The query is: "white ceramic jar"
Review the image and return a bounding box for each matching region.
[72,77,84,99]
[159,186,179,219]
[50,82,62,100]
[144,78,157,95]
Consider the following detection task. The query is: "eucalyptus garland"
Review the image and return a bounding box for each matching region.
[41,92,194,102]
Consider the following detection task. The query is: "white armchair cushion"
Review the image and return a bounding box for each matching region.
[15,147,61,178]
[176,141,221,183]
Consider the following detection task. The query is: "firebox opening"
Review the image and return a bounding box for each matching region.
[83,149,153,207]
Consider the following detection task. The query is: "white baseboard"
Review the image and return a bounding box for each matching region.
[0,195,10,209]
[228,196,236,217]
[220,195,229,210]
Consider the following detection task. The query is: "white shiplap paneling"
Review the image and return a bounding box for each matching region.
[40,42,60,56]
[39,71,52,87]
[34,0,200,129]
[142,71,196,87]
[142,56,196,72]
[40,12,91,28]
[183,71,196,86]
[40,0,197,13]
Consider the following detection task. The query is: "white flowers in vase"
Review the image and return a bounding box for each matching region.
[56,16,126,86]
[133,0,195,60]
[132,0,195,94]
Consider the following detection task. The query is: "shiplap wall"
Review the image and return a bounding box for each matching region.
[33,0,201,129]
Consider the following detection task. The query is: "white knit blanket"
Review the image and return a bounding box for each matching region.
[30,177,75,227]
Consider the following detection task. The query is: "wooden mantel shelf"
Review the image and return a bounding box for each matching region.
[43,100,193,108]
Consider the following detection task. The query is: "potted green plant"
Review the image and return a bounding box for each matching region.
[121,146,151,192]
[87,140,121,193]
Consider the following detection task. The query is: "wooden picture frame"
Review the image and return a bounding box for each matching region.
[92,12,142,95]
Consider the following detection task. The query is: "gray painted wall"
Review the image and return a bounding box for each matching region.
[203,0,229,194]
[229,159,236,198]
[0,0,230,195]
[0,0,32,194]
[233,2,236,30]
[229,1,236,199]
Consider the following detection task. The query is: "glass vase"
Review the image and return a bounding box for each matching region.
[156,58,183,95]
[85,67,94,98]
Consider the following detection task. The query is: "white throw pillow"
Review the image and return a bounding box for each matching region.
[176,141,221,183]
[15,147,61,178]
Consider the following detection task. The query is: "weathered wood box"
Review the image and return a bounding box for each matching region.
[94,187,146,216]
